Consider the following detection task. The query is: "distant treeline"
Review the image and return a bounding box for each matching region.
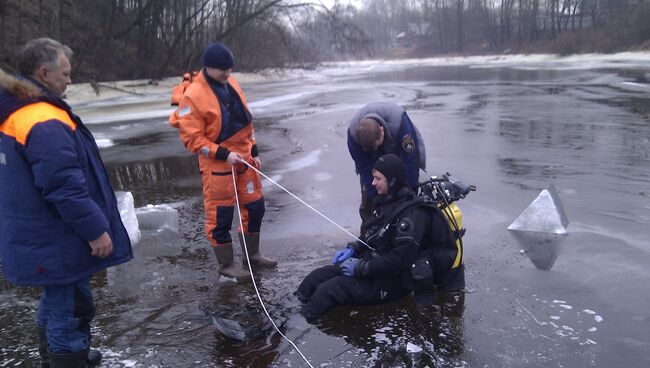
[1,0,648,82]
[0,0,367,81]
[354,0,650,57]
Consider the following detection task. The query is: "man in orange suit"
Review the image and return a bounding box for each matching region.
[169,42,276,280]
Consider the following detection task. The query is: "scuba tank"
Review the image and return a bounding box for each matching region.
[416,173,475,291]
[440,202,464,269]
[368,173,475,292]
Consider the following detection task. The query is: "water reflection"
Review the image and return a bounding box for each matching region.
[202,279,288,367]
[509,231,565,270]
[105,155,201,206]
[314,292,466,367]
[363,65,569,84]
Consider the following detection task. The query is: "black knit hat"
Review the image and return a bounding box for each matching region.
[203,42,234,70]
[373,153,406,190]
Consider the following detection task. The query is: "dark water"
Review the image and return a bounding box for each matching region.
[2,56,649,367]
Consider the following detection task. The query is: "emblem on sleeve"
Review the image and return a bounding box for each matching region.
[401,134,415,153]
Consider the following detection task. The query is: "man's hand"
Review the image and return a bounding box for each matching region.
[89,232,113,258]
[252,156,262,169]
[227,152,244,165]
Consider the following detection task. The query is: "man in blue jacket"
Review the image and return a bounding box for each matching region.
[347,102,426,222]
[0,38,133,368]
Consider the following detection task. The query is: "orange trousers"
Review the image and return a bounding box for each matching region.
[201,161,265,246]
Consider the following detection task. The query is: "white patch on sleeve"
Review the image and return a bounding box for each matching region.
[246,181,254,194]
[0,152,6,165]
[178,106,191,117]
[200,146,210,157]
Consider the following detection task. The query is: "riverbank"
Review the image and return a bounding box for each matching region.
[64,72,277,106]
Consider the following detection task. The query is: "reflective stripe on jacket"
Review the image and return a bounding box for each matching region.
[168,71,255,173]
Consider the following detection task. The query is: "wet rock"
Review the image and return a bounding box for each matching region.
[212,317,248,341]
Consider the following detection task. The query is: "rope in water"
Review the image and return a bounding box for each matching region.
[239,160,372,250]
[231,167,314,368]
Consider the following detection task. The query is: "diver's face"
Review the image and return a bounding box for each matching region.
[372,169,389,196]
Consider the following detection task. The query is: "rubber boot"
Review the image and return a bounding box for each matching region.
[212,243,251,280]
[47,349,87,368]
[86,349,102,367]
[239,232,277,267]
[38,326,101,367]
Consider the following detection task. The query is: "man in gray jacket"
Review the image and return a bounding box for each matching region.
[347,102,426,221]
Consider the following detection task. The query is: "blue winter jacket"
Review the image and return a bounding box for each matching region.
[347,102,426,199]
[0,71,133,286]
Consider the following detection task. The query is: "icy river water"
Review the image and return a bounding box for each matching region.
[1,53,649,367]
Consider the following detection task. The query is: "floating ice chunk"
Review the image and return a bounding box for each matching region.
[372,333,391,344]
[508,184,568,234]
[406,342,422,353]
[115,191,141,245]
[136,204,178,233]
[94,138,114,149]
[594,315,603,322]
[508,184,569,270]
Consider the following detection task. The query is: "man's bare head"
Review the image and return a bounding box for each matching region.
[19,38,73,97]
[356,118,384,151]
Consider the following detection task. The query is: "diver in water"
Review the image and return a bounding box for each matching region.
[296,153,465,319]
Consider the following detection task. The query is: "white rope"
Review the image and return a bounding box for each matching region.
[231,167,314,368]
[240,160,373,250]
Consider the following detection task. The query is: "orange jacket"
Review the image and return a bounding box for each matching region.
[169,71,255,171]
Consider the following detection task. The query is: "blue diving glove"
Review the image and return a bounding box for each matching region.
[340,258,359,277]
[331,247,355,265]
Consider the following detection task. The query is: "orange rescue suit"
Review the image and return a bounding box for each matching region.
[169,71,264,246]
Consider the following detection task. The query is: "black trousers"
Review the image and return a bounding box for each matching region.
[296,264,408,318]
